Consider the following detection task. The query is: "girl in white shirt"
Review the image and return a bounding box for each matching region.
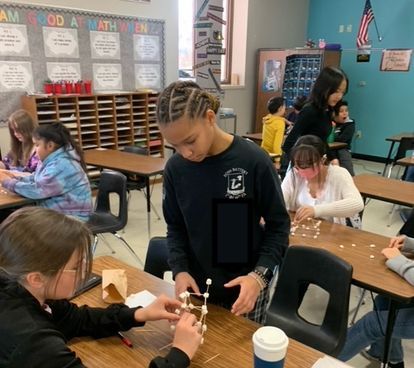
[282,134,363,226]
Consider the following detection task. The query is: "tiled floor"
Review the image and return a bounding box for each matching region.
[94,158,413,367]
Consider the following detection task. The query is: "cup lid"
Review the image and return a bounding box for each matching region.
[253,326,289,351]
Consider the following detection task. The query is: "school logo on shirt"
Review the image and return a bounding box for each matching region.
[224,168,247,198]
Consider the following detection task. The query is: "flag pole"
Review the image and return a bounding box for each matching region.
[371,2,382,41]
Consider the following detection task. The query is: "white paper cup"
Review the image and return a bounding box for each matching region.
[252,326,289,368]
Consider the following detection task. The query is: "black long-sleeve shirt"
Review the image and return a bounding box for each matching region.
[282,103,334,160]
[163,135,290,307]
[0,277,189,368]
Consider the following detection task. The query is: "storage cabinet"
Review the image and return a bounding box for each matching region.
[21,92,163,156]
[254,48,341,132]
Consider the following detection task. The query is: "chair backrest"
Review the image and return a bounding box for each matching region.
[95,170,128,228]
[144,236,170,279]
[394,137,414,162]
[399,208,414,237]
[123,145,149,156]
[266,245,353,356]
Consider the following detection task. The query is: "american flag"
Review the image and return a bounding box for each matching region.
[357,0,374,48]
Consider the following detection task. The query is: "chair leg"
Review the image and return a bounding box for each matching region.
[113,232,144,268]
[350,289,366,325]
[140,190,161,220]
[99,234,116,254]
[92,235,98,254]
[92,234,116,255]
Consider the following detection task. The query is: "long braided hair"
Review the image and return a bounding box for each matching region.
[156,81,220,124]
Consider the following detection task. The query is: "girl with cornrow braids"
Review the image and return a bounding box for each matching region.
[156,81,290,323]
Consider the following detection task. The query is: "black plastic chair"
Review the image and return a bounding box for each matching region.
[266,245,353,357]
[87,169,143,267]
[123,146,161,220]
[387,137,414,178]
[144,237,170,279]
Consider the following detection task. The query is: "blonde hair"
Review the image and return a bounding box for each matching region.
[0,207,92,290]
[156,81,220,124]
[8,110,38,167]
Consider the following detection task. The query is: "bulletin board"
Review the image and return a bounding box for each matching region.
[0,2,165,122]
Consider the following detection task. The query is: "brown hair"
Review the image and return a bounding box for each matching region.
[156,80,220,124]
[8,110,38,167]
[0,207,92,290]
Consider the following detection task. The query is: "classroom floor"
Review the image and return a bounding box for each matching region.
[93,158,413,368]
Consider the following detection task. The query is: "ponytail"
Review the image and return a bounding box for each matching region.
[33,122,87,172]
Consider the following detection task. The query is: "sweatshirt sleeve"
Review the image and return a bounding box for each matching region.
[386,255,414,286]
[281,168,297,211]
[49,300,144,339]
[7,162,65,200]
[149,348,190,368]
[313,167,364,219]
[162,163,191,277]
[402,236,414,252]
[272,120,285,157]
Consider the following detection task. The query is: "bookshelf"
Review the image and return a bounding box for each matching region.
[21,92,164,157]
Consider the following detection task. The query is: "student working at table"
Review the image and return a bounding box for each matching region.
[156,80,290,324]
[281,135,363,227]
[0,109,39,173]
[339,234,414,368]
[0,207,202,368]
[0,122,92,221]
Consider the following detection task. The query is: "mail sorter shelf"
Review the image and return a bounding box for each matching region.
[21,92,164,157]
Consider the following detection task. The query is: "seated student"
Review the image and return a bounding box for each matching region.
[0,109,39,173]
[261,96,286,167]
[0,207,202,368]
[286,95,307,127]
[332,100,356,176]
[281,134,363,227]
[0,122,92,221]
[338,234,414,368]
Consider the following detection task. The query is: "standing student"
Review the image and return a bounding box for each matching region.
[261,96,286,167]
[0,109,39,173]
[286,95,307,126]
[338,234,414,368]
[0,122,92,221]
[282,66,349,163]
[156,81,290,323]
[332,100,356,176]
[282,135,363,227]
[0,207,202,368]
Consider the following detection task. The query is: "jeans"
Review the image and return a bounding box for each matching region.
[338,295,414,362]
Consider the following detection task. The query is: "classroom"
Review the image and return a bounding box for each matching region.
[0,1,413,367]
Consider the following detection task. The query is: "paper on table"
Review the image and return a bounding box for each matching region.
[312,356,354,368]
[125,290,157,308]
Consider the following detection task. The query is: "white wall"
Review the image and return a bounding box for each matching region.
[222,0,309,135]
[0,0,179,153]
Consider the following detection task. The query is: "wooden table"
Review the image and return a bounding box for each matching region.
[70,256,326,368]
[84,149,167,237]
[0,188,34,209]
[353,174,414,207]
[290,218,414,366]
[396,156,414,168]
[383,132,414,176]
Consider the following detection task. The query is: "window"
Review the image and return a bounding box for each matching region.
[178,0,233,83]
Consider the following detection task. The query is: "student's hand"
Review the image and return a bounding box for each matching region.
[172,312,202,360]
[294,206,315,223]
[224,275,261,316]
[388,235,406,249]
[0,171,15,181]
[174,272,201,299]
[330,159,340,166]
[382,247,402,260]
[134,294,182,323]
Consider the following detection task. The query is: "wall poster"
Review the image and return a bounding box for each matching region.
[0,2,165,123]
